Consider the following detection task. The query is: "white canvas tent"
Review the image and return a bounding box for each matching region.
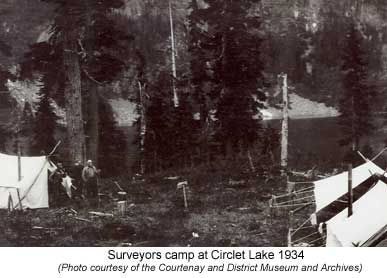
[0,153,55,209]
[325,181,387,247]
[308,160,387,247]
[313,161,385,212]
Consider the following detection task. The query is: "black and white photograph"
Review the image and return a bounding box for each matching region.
[1,0,387,248]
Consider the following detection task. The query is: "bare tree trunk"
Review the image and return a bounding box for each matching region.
[87,81,99,165]
[84,0,99,166]
[221,34,233,159]
[226,141,233,159]
[199,103,210,163]
[355,0,364,19]
[63,30,85,164]
[280,74,289,172]
[153,150,157,173]
[138,81,146,174]
[247,149,256,172]
[169,0,179,107]
[351,96,358,152]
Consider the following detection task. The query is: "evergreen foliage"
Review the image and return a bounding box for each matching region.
[189,0,266,155]
[19,102,34,137]
[135,0,271,173]
[21,0,133,166]
[98,98,127,177]
[23,0,133,93]
[31,87,59,155]
[171,93,200,169]
[5,0,387,176]
[0,67,12,91]
[338,21,375,151]
[0,126,5,152]
[142,72,177,173]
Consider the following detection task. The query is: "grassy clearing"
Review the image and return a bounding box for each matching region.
[0,169,293,247]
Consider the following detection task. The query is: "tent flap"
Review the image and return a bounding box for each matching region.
[325,181,387,247]
[0,153,50,209]
[313,161,385,212]
[312,161,387,247]
[315,175,379,225]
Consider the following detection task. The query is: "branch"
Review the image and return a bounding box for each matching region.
[48,141,62,157]
[82,68,105,86]
[169,73,180,82]
[77,39,87,60]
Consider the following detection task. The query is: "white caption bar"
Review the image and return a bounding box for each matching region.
[0,247,384,277]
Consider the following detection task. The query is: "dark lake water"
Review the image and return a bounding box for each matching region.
[264,117,343,170]
[121,116,387,173]
[265,117,387,171]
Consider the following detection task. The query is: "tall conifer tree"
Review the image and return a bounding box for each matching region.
[31,87,59,155]
[21,0,132,165]
[189,0,266,156]
[98,98,127,177]
[338,21,374,151]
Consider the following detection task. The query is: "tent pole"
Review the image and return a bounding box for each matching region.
[48,140,62,157]
[169,0,179,108]
[17,140,21,181]
[357,151,368,162]
[280,73,289,176]
[17,140,23,210]
[348,163,353,217]
[16,189,22,210]
[288,210,294,247]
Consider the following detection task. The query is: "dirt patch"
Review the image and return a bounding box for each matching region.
[0,174,292,246]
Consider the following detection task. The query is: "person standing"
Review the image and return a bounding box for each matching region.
[71,161,84,199]
[49,162,67,206]
[82,160,99,204]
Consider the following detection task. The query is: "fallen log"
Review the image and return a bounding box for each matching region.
[74,217,92,223]
[32,226,64,231]
[89,211,114,217]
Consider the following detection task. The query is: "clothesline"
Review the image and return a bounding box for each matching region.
[292,231,320,244]
[305,236,325,246]
[289,181,315,185]
[274,195,314,206]
[272,201,315,209]
[274,188,314,199]
[291,225,315,233]
[291,215,313,237]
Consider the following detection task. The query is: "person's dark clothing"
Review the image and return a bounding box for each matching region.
[82,165,99,200]
[85,177,98,198]
[71,164,84,197]
[49,166,66,205]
